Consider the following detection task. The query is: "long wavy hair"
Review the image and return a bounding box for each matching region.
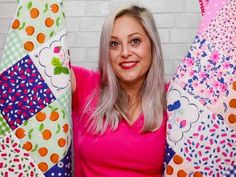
[85,4,166,134]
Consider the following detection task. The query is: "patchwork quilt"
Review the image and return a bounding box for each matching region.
[164,0,236,176]
[0,0,72,176]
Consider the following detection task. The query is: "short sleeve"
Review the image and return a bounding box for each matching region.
[71,65,100,115]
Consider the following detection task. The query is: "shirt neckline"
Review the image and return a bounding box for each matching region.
[122,112,144,128]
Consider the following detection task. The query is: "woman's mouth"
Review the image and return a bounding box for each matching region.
[120,61,138,69]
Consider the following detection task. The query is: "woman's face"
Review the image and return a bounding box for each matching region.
[110,15,152,88]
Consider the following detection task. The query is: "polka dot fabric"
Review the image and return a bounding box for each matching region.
[164,143,176,168]
[198,1,226,34]
[202,0,236,59]
[164,0,236,176]
[0,0,72,176]
[44,145,72,177]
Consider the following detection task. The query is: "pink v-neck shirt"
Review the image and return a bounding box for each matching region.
[72,66,167,177]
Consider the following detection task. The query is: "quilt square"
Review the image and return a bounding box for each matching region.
[13,95,72,173]
[180,113,236,176]
[0,55,56,130]
[30,30,71,98]
[0,30,26,73]
[173,35,235,108]
[12,0,65,52]
[166,84,204,145]
[202,0,236,59]
[166,82,236,176]
[0,114,11,139]
[0,133,43,176]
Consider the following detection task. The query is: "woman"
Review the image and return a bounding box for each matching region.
[71,4,167,177]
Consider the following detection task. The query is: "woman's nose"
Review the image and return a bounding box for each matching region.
[121,45,132,58]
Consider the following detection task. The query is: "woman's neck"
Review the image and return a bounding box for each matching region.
[119,79,144,99]
[119,82,143,124]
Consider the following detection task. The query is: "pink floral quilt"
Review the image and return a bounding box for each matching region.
[164,0,236,176]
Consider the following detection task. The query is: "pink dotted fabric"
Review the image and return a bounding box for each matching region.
[202,0,236,59]
[198,0,227,33]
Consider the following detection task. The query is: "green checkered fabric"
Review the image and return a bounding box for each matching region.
[57,90,72,114]
[0,30,26,72]
[0,115,11,139]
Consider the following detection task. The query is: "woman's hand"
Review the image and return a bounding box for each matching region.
[71,68,76,94]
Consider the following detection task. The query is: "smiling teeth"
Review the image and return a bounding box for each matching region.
[121,62,136,67]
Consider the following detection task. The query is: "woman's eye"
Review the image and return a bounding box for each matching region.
[131,38,141,46]
[110,41,119,47]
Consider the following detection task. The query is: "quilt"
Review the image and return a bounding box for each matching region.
[164,0,236,177]
[163,0,236,176]
[0,0,72,176]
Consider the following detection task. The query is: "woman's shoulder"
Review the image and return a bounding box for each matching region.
[72,65,99,78]
[72,65,100,86]
[71,65,101,95]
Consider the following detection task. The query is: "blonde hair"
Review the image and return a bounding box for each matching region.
[85,4,166,134]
